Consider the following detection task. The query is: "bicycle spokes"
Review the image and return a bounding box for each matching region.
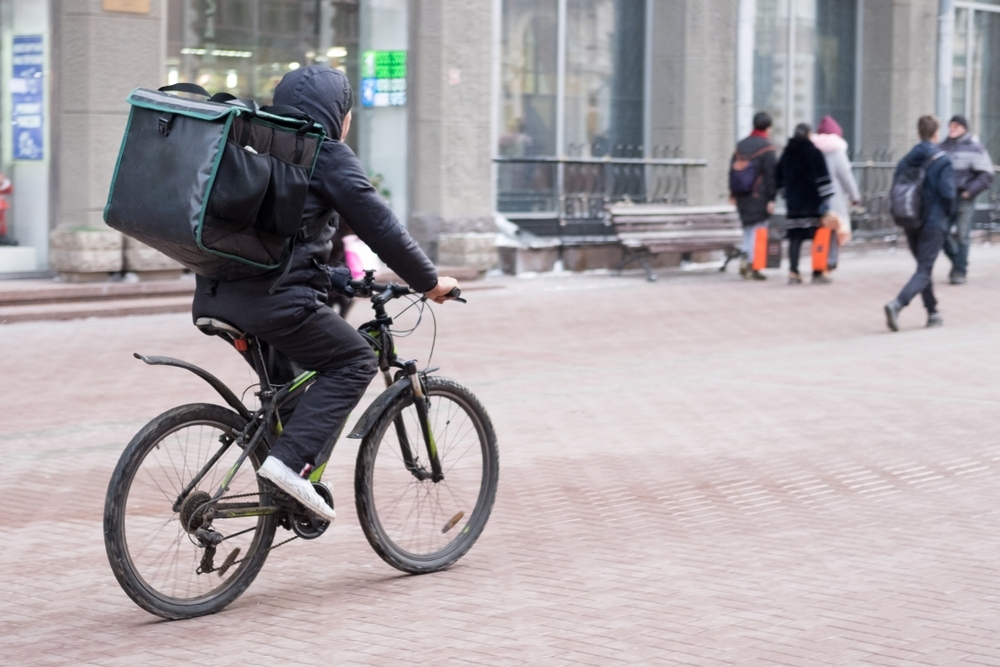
[369,389,485,556]
[123,420,268,597]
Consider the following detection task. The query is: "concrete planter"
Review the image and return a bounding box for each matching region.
[123,237,185,280]
[437,233,498,273]
[498,245,560,275]
[49,228,123,282]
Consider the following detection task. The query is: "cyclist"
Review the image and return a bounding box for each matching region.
[192,65,459,521]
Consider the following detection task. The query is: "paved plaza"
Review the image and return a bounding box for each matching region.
[2,246,1000,666]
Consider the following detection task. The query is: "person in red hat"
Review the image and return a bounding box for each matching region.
[811,115,859,273]
[0,172,14,246]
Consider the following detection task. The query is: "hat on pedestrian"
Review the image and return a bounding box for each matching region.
[949,114,969,130]
[816,115,843,137]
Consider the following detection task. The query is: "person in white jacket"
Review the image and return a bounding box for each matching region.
[811,116,860,271]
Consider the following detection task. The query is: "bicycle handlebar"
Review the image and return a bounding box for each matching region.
[346,271,466,303]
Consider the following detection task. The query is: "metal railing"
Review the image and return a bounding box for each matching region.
[495,148,707,239]
[850,159,1000,241]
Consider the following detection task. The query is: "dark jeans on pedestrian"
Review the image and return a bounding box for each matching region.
[786,226,818,275]
[943,196,975,276]
[896,223,945,313]
[193,275,377,475]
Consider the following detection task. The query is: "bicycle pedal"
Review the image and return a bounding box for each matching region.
[217,547,241,577]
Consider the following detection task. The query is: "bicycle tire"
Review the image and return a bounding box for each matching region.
[355,376,499,574]
[104,403,277,619]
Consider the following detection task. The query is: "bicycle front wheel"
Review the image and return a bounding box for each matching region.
[355,376,499,574]
[104,403,277,619]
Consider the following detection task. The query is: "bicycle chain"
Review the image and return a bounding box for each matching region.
[197,491,301,573]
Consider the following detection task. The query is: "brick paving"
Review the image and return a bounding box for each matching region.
[2,246,1000,665]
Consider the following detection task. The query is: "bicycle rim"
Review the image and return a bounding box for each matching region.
[120,413,271,605]
[363,380,496,565]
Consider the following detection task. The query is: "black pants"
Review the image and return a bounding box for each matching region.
[193,275,377,475]
[897,223,945,313]
[786,226,818,275]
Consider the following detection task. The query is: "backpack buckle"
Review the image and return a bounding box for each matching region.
[158,113,175,137]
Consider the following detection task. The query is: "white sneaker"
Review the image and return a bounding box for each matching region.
[257,456,337,522]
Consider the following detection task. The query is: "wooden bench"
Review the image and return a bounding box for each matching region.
[609,204,742,281]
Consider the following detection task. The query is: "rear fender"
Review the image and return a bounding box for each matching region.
[134,353,252,420]
[347,378,412,440]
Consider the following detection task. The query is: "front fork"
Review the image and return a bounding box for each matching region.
[392,361,444,483]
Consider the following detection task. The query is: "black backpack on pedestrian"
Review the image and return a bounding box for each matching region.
[890,151,944,231]
[729,145,773,196]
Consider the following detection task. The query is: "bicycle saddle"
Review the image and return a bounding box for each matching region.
[195,317,247,339]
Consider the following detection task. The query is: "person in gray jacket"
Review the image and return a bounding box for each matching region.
[938,114,994,284]
[811,116,860,272]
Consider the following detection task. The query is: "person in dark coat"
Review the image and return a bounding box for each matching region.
[729,111,778,280]
[884,115,956,331]
[777,123,834,284]
[192,66,459,520]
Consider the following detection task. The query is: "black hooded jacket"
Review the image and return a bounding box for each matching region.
[270,66,438,293]
[777,136,834,219]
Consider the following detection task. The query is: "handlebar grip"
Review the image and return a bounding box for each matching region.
[447,287,467,303]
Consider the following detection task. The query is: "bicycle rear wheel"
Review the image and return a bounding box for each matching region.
[355,376,499,573]
[104,403,277,619]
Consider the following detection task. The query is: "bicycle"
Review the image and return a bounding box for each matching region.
[103,271,499,619]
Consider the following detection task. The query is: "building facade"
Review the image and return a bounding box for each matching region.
[0,0,992,275]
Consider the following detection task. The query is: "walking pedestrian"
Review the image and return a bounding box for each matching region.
[729,111,778,280]
[777,123,834,284]
[884,115,955,332]
[811,115,860,271]
[938,114,994,284]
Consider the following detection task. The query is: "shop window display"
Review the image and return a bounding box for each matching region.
[167,0,359,147]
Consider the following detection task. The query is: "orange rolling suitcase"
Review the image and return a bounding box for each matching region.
[812,227,832,273]
[752,225,768,271]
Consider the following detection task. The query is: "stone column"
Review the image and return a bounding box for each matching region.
[406,0,497,271]
[49,0,179,279]
[858,0,939,159]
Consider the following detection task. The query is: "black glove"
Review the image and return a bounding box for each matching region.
[325,264,355,298]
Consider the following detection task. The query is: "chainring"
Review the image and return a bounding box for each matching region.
[290,482,334,540]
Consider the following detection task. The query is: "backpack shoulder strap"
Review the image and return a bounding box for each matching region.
[748,145,775,161]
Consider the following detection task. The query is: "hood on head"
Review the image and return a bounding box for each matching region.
[811,133,848,154]
[273,65,353,140]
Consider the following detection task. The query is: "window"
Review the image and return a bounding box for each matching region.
[498,0,559,158]
[497,0,646,159]
[167,0,360,146]
[953,3,1000,160]
[751,0,857,148]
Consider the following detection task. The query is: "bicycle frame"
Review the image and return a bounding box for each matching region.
[137,271,446,525]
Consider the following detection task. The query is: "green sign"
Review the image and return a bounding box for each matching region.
[361,50,406,107]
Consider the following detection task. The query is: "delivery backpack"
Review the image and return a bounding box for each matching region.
[889,151,944,232]
[104,83,326,281]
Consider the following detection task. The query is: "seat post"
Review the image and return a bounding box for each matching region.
[247,337,271,392]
